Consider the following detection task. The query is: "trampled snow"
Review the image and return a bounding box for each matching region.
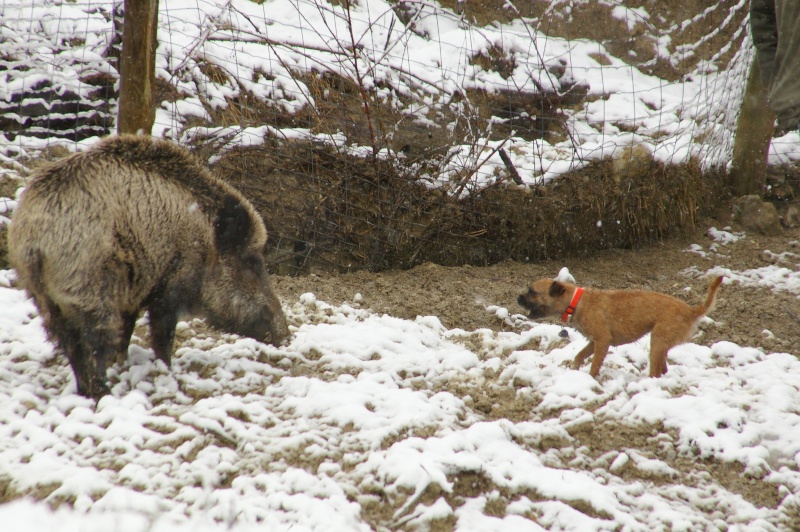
[2,0,800,529]
[0,243,799,529]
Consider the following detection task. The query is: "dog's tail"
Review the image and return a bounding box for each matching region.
[693,275,724,318]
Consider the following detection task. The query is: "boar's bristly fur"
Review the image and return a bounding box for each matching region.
[8,135,290,399]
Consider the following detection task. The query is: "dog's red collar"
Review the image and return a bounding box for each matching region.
[561,287,584,323]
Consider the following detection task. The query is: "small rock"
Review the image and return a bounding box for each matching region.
[765,165,795,200]
[609,452,630,473]
[611,144,652,179]
[782,203,800,228]
[732,195,782,236]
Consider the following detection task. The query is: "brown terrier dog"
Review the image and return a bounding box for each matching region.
[517,276,724,378]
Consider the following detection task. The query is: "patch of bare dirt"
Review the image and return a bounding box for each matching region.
[273,207,800,358]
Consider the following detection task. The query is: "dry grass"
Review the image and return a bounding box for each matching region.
[207,138,727,274]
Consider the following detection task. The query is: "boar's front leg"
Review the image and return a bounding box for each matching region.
[61,320,105,399]
[73,310,127,399]
[117,312,138,366]
[148,301,178,367]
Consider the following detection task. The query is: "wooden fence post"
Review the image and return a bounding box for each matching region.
[730,57,775,197]
[117,0,159,135]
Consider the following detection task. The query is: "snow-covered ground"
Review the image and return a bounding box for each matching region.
[2,0,800,529]
[1,229,799,530]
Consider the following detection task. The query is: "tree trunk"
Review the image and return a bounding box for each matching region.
[117,0,159,135]
[730,57,775,197]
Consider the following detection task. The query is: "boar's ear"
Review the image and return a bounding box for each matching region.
[214,195,252,254]
[549,281,566,298]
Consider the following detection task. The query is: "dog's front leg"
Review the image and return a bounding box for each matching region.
[572,341,594,369]
[589,342,611,378]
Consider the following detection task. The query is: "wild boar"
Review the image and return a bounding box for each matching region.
[8,134,290,399]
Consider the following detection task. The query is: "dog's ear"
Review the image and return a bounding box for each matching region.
[549,281,566,298]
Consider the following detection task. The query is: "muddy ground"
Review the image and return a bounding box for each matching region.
[273,209,800,360]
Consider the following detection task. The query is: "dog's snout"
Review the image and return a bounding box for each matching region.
[518,293,538,313]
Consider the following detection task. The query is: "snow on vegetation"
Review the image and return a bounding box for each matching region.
[5,0,798,190]
[1,253,800,529]
[152,0,754,187]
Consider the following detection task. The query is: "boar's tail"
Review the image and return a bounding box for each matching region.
[15,244,47,298]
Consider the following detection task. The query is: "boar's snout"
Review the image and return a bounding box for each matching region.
[268,312,290,346]
[204,283,290,347]
[239,306,290,346]
[204,246,291,346]
[261,291,290,345]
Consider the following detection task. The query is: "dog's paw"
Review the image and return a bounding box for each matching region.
[567,358,586,370]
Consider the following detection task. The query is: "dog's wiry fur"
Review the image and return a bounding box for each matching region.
[518,276,724,378]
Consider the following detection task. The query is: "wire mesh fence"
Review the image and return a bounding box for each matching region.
[0,0,795,271]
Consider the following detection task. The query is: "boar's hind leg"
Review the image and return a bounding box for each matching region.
[147,302,177,367]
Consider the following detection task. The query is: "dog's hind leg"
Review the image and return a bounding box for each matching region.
[649,325,685,377]
[648,345,670,377]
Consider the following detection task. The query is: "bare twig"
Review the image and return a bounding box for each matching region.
[170,0,233,73]
[785,305,800,325]
[498,148,524,185]
[342,0,378,158]
[451,136,510,198]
